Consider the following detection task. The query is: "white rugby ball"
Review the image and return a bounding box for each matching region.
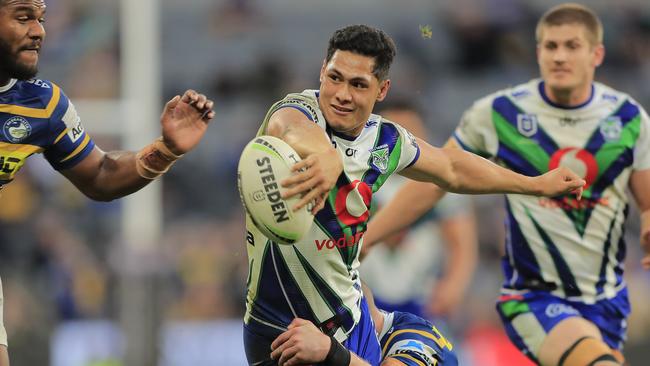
[237,135,314,244]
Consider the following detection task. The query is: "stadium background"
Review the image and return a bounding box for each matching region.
[1,0,649,365]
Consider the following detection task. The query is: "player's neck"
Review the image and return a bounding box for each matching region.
[544,83,592,107]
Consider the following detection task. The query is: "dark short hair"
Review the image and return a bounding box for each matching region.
[325,24,396,80]
[536,3,603,45]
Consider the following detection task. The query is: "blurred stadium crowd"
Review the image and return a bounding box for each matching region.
[1,0,650,365]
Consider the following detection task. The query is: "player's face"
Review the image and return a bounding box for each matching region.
[0,0,47,81]
[537,23,603,97]
[319,50,390,136]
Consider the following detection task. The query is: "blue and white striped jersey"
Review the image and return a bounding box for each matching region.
[454,79,650,304]
[244,90,420,342]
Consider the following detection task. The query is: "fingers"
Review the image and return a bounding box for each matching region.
[288,318,310,329]
[281,158,316,187]
[271,336,295,361]
[277,345,299,366]
[164,95,181,111]
[181,89,215,121]
[281,170,316,198]
[557,167,585,198]
[570,186,584,200]
[280,160,324,211]
[271,330,292,352]
[311,194,326,215]
[290,158,311,173]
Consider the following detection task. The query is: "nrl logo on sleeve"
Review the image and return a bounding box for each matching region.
[517,113,538,137]
[599,116,622,142]
[370,144,389,173]
[2,116,32,143]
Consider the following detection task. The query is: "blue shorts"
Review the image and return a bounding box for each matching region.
[496,288,630,364]
[243,297,381,366]
[379,311,458,366]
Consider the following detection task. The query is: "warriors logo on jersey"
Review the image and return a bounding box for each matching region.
[599,116,622,142]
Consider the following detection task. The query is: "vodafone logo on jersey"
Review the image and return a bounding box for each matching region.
[313,180,371,251]
[549,148,598,189]
[335,180,372,226]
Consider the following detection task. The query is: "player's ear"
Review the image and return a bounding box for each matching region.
[593,44,605,68]
[319,60,327,83]
[376,79,390,102]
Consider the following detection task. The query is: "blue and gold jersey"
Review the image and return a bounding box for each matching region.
[378,311,457,366]
[0,78,95,188]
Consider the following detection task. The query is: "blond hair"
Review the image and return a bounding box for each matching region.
[535,3,603,45]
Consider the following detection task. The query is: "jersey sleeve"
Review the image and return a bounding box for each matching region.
[269,91,323,123]
[452,94,498,158]
[43,86,95,170]
[257,90,326,136]
[393,122,420,172]
[633,105,650,170]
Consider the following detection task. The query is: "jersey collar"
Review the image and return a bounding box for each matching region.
[538,81,594,110]
[0,79,17,93]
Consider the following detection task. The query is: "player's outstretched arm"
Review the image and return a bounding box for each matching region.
[270,318,370,366]
[363,138,466,254]
[266,108,343,214]
[630,169,650,269]
[401,138,585,198]
[61,90,214,201]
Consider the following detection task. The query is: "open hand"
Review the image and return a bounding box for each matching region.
[161,89,215,155]
[281,149,343,214]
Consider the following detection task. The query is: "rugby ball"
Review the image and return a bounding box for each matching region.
[237,135,314,244]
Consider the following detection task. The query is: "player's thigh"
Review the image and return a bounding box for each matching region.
[0,346,8,366]
[537,316,603,366]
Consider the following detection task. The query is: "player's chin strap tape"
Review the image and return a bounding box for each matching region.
[318,335,351,366]
[135,137,184,179]
[558,336,621,366]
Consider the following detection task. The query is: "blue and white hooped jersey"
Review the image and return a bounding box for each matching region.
[244,90,420,343]
[0,78,95,188]
[454,79,650,304]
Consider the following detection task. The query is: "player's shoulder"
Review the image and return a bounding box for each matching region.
[277,89,319,109]
[490,79,539,103]
[374,114,397,130]
[3,79,71,121]
[594,81,645,112]
[16,78,61,95]
[271,89,322,122]
[370,115,415,143]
